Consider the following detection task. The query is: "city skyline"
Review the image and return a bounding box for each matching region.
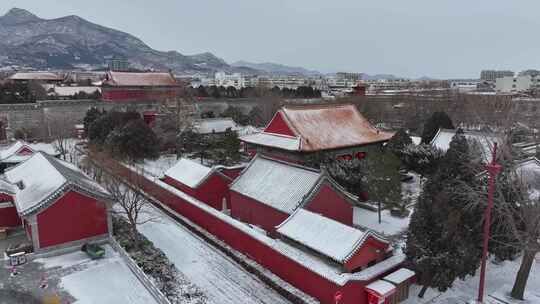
[1,0,539,79]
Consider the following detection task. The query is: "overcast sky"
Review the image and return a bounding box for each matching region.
[1,0,539,78]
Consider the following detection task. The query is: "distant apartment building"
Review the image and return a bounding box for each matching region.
[480,70,514,82]
[495,75,533,93]
[365,78,412,92]
[449,79,480,92]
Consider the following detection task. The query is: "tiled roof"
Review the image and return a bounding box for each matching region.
[230,155,320,214]
[280,104,394,151]
[0,140,59,163]
[0,178,16,194]
[164,158,213,188]
[4,152,111,216]
[104,71,179,87]
[277,209,387,264]
[240,132,301,151]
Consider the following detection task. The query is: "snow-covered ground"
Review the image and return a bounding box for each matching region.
[138,205,292,304]
[402,257,540,304]
[353,207,410,237]
[36,245,158,304]
[354,173,422,237]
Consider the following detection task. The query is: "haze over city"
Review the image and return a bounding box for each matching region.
[1,0,539,78]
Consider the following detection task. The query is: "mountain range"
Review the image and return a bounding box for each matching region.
[0,8,405,79]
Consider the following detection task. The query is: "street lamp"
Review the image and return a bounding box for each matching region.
[477,143,502,303]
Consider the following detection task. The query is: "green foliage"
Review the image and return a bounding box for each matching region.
[191,85,321,99]
[326,149,402,207]
[105,119,159,161]
[421,111,454,144]
[88,111,141,145]
[83,107,105,137]
[0,82,36,104]
[220,106,250,125]
[386,128,413,156]
[401,144,444,176]
[405,131,484,295]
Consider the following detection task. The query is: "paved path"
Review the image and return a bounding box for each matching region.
[139,206,292,304]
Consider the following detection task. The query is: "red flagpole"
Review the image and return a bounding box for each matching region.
[477,142,502,303]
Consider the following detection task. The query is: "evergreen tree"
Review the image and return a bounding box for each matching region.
[401,144,444,176]
[105,119,159,161]
[386,128,413,157]
[83,107,104,137]
[406,130,484,298]
[421,111,454,144]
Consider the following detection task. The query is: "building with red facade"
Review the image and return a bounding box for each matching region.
[0,178,20,228]
[230,155,358,233]
[162,158,245,211]
[241,104,394,164]
[2,152,113,252]
[0,140,60,173]
[101,71,182,103]
[277,209,390,272]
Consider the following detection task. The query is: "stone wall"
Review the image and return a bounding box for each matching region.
[0,100,159,140]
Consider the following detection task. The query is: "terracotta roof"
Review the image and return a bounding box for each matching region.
[282,104,393,151]
[242,104,393,152]
[104,71,179,87]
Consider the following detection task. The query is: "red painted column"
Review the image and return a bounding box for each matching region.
[477,143,502,303]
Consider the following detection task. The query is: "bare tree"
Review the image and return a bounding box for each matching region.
[103,167,158,247]
[491,166,540,300]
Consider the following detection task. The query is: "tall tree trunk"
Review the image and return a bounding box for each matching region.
[510,250,537,300]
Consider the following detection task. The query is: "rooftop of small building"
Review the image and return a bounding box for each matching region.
[277,209,388,264]
[4,152,111,216]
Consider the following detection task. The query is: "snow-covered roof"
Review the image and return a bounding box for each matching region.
[4,152,111,216]
[133,165,406,286]
[383,268,415,285]
[0,178,16,194]
[50,86,100,96]
[241,132,301,151]
[192,118,239,134]
[9,72,63,81]
[230,155,320,214]
[104,71,179,87]
[279,104,394,151]
[277,209,387,264]
[164,158,213,188]
[365,280,396,296]
[430,129,501,161]
[0,140,59,163]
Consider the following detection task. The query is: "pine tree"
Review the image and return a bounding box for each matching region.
[421,111,454,144]
[386,128,413,157]
[406,130,484,297]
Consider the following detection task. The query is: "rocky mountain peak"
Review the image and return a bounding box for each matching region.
[1,8,42,25]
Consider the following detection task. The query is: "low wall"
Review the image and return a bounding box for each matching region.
[89,151,396,304]
[110,238,170,304]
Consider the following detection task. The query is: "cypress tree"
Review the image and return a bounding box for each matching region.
[406,130,484,297]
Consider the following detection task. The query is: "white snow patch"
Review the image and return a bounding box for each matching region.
[353,207,410,237]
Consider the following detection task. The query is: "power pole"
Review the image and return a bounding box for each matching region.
[477,143,502,303]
